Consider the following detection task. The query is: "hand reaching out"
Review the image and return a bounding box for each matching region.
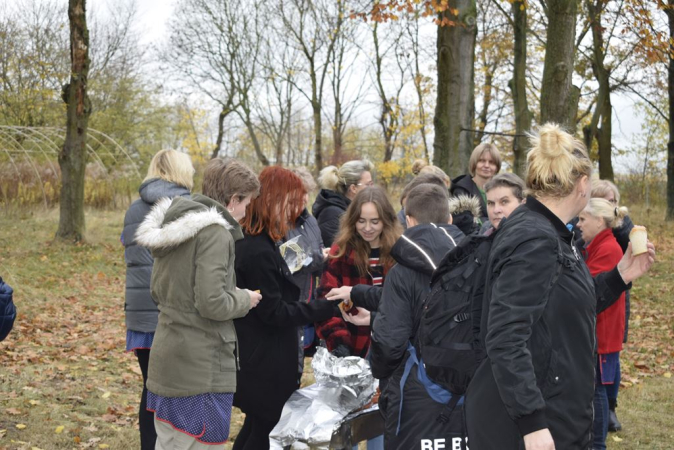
[340,306,371,326]
[325,286,353,302]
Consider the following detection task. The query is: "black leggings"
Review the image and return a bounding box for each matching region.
[135,349,157,450]
[232,413,277,450]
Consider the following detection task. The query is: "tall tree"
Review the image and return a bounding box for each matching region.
[665,0,674,220]
[433,1,478,178]
[582,0,618,181]
[166,0,268,165]
[404,15,432,162]
[540,0,580,130]
[371,21,407,163]
[509,0,533,177]
[57,0,91,241]
[280,0,345,171]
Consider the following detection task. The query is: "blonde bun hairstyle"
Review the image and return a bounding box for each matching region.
[526,123,593,199]
[318,160,373,195]
[584,198,628,229]
[412,159,428,176]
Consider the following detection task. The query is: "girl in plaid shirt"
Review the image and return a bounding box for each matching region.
[316,186,402,357]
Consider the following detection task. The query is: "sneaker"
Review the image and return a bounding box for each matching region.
[608,409,622,432]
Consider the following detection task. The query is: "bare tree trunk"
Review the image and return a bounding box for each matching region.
[509,0,533,177]
[540,0,579,130]
[372,23,397,163]
[211,107,230,159]
[311,90,323,170]
[665,0,674,220]
[433,0,477,178]
[332,100,344,164]
[57,0,91,242]
[583,0,614,181]
[243,117,269,166]
[475,68,493,146]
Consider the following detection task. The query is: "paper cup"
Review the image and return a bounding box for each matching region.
[629,225,648,256]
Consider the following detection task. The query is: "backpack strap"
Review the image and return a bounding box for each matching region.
[396,343,464,435]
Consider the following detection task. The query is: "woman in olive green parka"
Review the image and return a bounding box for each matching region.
[136,158,262,448]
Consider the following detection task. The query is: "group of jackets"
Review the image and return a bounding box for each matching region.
[125,179,632,450]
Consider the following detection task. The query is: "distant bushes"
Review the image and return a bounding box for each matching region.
[0,162,140,210]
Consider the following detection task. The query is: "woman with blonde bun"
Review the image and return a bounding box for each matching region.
[312,160,373,247]
[465,124,655,450]
[412,159,451,188]
[577,199,629,450]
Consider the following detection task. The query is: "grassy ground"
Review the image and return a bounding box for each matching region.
[0,205,671,449]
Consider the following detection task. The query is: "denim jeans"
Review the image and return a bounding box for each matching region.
[593,367,609,450]
[605,359,621,403]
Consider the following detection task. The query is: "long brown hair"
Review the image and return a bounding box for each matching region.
[241,166,306,241]
[332,186,402,276]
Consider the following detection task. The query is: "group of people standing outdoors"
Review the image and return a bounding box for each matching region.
[122,122,655,450]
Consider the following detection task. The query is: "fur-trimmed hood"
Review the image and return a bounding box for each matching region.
[448,195,482,219]
[449,195,483,236]
[136,195,237,252]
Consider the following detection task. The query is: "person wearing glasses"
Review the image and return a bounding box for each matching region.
[312,160,374,247]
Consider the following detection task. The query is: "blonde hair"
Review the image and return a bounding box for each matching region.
[591,179,621,204]
[583,198,628,229]
[412,159,428,175]
[526,123,593,199]
[317,160,373,195]
[291,166,317,192]
[419,164,451,188]
[469,143,502,177]
[144,149,195,190]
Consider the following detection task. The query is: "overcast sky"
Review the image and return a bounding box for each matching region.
[38,0,646,171]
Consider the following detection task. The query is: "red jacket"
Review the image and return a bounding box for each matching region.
[585,228,625,354]
[315,244,386,357]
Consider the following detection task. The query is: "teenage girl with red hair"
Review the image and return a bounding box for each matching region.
[233,166,337,450]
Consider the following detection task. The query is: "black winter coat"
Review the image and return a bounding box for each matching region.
[465,197,630,450]
[450,174,488,223]
[122,179,190,333]
[234,232,337,423]
[370,223,465,380]
[312,189,350,247]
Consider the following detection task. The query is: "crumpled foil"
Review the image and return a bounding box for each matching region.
[279,235,314,274]
[269,347,378,449]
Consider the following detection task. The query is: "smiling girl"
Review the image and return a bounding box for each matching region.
[315,186,402,358]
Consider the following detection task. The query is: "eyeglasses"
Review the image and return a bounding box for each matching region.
[356,181,374,187]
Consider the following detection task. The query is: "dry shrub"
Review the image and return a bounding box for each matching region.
[0,162,139,210]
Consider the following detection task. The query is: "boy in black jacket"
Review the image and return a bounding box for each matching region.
[367,184,464,379]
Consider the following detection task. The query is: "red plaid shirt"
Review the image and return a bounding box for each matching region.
[315,244,385,358]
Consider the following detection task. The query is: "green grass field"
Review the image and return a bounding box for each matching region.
[0,206,671,449]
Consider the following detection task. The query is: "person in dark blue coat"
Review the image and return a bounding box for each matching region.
[121,149,194,450]
[0,277,16,342]
[287,167,329,367]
